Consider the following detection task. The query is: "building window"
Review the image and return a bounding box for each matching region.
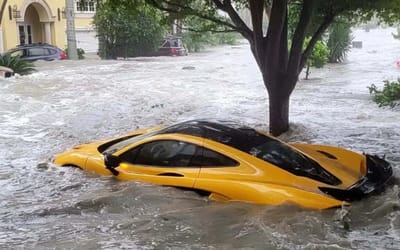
[76,0,96,13]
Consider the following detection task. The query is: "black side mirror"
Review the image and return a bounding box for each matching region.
[104,153,121,176]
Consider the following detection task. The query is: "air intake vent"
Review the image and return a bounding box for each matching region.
[317,150,337,159]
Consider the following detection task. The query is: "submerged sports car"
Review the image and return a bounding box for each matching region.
[54,120,393,209]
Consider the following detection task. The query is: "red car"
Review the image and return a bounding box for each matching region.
[158,37,188,56]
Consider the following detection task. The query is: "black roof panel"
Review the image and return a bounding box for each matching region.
[157,120,267,151]
[157,120,341,185]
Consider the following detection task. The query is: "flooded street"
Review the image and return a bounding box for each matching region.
[0,28,399,249]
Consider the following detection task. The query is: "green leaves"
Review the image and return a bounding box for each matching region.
[0,54,36,75]
[64,47,85,59]
[327,20,353,63]
[307,39,329,68]
[302,37,329,79]
[181,15,240,52]
[368,80,400,108]
[94,0,166,59]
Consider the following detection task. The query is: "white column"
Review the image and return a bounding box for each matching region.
[44,22,51,44]
[0,28,4,53]
[65,0,78,59]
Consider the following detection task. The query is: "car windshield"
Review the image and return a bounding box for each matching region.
[247,137,341,185]
[161,37,183,48]
[158,121,341,185]
[102,131,158,155]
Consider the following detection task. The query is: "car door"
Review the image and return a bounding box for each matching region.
[192,144,242,200]
[194,146,240,179]
[10,48,27,59]
[115,139,202,188]
[27,47,48,61]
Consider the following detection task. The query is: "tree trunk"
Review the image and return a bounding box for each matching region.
[269,92,290,136]
[305,63,310,79]
[253,40,293,136]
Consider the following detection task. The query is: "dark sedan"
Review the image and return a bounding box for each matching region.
[6,43,67,62]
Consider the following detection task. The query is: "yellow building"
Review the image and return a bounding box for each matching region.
[0,0,97,53]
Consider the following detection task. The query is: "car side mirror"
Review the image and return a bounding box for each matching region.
[104,153,121,176]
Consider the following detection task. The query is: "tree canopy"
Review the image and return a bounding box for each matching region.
[146,0,400,135]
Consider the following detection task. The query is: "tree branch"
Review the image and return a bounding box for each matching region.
[299,13,335,71]
[249,0,264,38]
[246,0,265,66]
[211,0,253,42]
[177,24,237,33]
[264,0,272,19]
[146,0,238,31]
[287,0,315,78]
[265,0,288,73]
[278,11,289,72]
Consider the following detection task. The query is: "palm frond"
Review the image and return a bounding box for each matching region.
[0,54,36,75]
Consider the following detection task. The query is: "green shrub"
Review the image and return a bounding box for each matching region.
[183,30,240,52]
[327,21,353,63]
[368,79,400,107]
[182,28,208,52]
[303,38,330,79]
[0,54,36,75]
[213,32,240,45]
[182,15,240,53]
[64,47,85,59]
[308,40,330,68]
[94,1,165,59]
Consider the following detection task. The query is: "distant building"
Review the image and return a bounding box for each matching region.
[73,0,97,53]
[0,0,97,53]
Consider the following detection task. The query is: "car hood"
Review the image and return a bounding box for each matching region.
[290,143,366,188]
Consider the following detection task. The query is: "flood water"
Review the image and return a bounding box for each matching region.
[0,28,399,249]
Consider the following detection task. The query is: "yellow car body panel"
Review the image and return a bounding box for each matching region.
[289,143,366,188]
[54,142,112,176]
[117,164,200,188]
[195,179,346,209]
[54,120,392,210]
[193,139,348,209]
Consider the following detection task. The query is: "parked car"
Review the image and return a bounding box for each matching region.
[0,66,14,78]
[54,120,393,209]
[6,43,67,62]
[158,36,187,56]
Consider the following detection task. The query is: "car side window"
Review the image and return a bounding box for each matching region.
[200,148,238,167]
[161,40,171,48]
[29,48,47,56]
[120,140,198,167]
[47,48,57,55]
[119,140,238,167]
[10,49,24,57]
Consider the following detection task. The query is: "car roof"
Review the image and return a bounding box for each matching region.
[11,43,60,50]
[17,43,55,47]
[157,120,269,152]
[157,120,341,186]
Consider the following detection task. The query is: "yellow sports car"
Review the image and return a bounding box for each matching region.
[54,120,393,209]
